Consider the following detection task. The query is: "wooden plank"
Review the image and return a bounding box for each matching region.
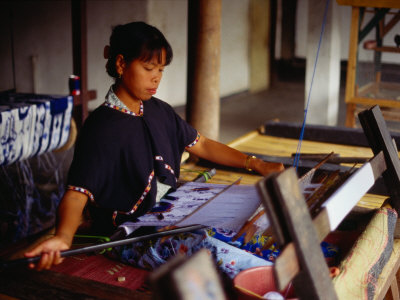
[348,97,400,108]
[382,11,400,37]
[262,121,400,149]
[359,106,400,213]
[337,0,400,9]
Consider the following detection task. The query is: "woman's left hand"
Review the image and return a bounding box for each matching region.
[251,157,284,176]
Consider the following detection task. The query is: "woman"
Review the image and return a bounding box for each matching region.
[25,21,283,271]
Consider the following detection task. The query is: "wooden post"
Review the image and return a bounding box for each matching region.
[344,7,360,127]
[186,0,221,141]
[71,0,97,130]
[71,0,88,128]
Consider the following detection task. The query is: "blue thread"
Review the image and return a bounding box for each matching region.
[293,0,331,170]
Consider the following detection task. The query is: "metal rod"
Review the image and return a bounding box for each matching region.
[1,224,206,268]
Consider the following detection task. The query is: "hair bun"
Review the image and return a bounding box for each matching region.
[103,45,110,59]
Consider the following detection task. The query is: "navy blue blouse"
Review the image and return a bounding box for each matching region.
[67,96,199,223]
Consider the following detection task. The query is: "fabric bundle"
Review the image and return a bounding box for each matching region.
[0,92,72,248]
[0,92,73,165]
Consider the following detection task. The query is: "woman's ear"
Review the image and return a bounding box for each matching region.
[115,54,125,76]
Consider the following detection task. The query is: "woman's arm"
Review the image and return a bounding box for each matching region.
[24,190,88,270]
[187,135,284,176]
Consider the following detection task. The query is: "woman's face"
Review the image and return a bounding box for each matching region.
[118,49,166,102]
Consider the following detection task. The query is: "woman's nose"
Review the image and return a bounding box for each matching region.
[153,73,162,83]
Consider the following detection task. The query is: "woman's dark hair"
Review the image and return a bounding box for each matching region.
[106,21,173,78]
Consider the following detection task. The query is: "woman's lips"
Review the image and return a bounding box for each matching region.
[148,89,157,95]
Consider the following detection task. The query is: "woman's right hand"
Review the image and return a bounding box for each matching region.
[24,235,70,271]
[24,189,89,270]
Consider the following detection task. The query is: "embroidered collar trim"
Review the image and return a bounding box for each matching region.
[104,86,144,116]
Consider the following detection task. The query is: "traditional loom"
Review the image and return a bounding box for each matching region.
[255,105,400,299]
[2,102,399,300]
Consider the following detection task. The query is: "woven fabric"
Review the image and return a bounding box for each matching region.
[333,207,397,300]
[51,253,149,291]
[111,228,272,279]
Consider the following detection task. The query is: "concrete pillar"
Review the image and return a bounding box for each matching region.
[186,0,222,141]
[305,0,341,126]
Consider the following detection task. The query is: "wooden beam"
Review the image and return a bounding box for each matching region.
[262,120,400,149]
[359,105,400,213]
[71,0,97,129]
[337,0,400,9]
[344,6,360,127]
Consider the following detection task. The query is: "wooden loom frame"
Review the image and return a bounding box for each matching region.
[257,105,400,299]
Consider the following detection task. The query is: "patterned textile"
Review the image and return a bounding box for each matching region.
[111,228,272,279]
[0,93,73,165]
[207,228,281,262]
[111,226,340,279]
[333,207,398,300]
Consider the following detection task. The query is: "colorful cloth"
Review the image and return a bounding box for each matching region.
[111,228,273,279]
[111,227,339,279]
[207,228,281,262]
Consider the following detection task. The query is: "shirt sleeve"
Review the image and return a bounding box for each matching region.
[172,109,199,150]
[66,124,107,202]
